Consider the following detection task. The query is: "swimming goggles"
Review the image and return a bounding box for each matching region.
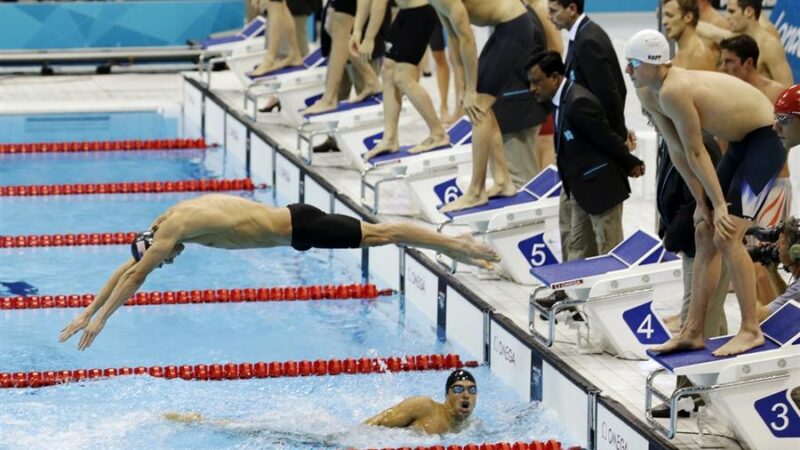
[775,114,798,126]
[450,385,477,394]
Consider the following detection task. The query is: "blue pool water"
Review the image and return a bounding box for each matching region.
[0,112,577,449]
[0,111,179,143]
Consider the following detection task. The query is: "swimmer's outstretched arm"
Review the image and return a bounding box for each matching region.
[364,397,432,428]
[59,258,135,343]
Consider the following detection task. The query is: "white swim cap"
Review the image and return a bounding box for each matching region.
[625,29,671,65]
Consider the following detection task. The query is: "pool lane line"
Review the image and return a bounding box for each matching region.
[361,439,570,450]
[0,178,266,197]
[1,284,396,309]
[0,353,477,388]
[0,138,215,154]
[2,231,138,248]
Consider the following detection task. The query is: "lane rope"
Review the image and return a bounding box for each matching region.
[0,353,476,388]
[2,231,138,248]
[1,284,395,309]
[0,138,214,154]
[360,440,570,450]
[0,178,262,197]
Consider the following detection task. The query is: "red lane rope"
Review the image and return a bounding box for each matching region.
[0,353,476,388]
[1,284,395,310]
[361,440,568,450]
[0,138,214,154]
[1,231,138,248]
[0,178,260,197]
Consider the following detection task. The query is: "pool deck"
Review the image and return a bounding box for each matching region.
[1,15,750,445]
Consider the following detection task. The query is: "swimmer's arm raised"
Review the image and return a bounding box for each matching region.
[364,397,432,428]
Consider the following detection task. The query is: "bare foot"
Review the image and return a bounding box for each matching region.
[712,329,765,356]
[363,139,400,161]
[302,99,339,116]
[438,190,488,213]
[351,85,381,103]
[486,182,517,198]
[164,412,203,423]
[408,134,450,154]
[248,58,279,78]
[649,331,705,355]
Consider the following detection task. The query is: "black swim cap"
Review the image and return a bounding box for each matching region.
[445,369,476,394]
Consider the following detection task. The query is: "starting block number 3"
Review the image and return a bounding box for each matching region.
[622,301,669,345]
[755,390,800,438]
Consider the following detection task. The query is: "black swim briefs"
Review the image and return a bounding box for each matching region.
[331,0,356,16]
[477,12,536,97]
[429,19,446,51]
[287,203,363,251]
[386,4,438,65]
[716,126,785,219]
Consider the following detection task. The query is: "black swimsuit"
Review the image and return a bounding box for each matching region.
[287,203,363,251]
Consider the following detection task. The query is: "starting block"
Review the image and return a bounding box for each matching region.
[240,48,328,119]
[360,118,475,222]
[528,229,683,352]
[198,17,268,87]
[645,300,800,450]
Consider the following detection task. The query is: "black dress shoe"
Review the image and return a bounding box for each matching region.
[535,290,569,309]
[313,138,340,153]
[649,403,694,418]
[258,101,281,113]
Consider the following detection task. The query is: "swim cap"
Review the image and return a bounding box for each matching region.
[625,29,671,65]
[775,84,800,115]
[131,230,155,262]
[445,369,476,394]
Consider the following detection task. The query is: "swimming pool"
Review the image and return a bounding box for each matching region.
[0,111,578,449]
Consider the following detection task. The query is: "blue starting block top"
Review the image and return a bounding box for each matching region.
[647,301,800,371]
[302,94,383,118]
[529,229,665,285]
[201,17,265,49]
[249,48,327,80]
[443,166,561,218]
[364,118,473,164]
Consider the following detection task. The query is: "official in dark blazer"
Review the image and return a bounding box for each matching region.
[527,50,644,260]
[548,0,629,141]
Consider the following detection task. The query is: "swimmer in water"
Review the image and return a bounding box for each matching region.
[164,369,478,435]
[59,194,500,350]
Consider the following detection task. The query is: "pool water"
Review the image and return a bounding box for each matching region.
[0,111,578,449]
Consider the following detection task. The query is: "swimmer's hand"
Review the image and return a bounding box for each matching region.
[358,38,375,64]
[462,91,486,124]
[59,313,90,343]
[76,318,106,351]
[348,31,362,59]
[713,204,736,239]
[164,412,204,423]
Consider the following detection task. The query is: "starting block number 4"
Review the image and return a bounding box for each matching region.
[621,301,669,345]
[755,390,800,438]
[434,178,463,205]
[517,233,558,268]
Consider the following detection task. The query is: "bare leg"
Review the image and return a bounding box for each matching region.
[274,5,303,68]
[302,11,354,115]
[349,54,382,103]
[431,49,450,123]
[535,133,555,169]
[447,43,465,122]
[439,94,513,212]
[250,2,298,77]
[364,60,402,161]
[713,216,764,356]
[650,221,718,354]
[392,62,448,154]
[360,221,500,269]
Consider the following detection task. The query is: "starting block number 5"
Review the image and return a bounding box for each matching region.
[517,233,558,268]
[621,301,669,345]
[754,390,800,438]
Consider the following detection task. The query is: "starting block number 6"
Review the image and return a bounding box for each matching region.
[755,390,800,437]
[433,178,463,205]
